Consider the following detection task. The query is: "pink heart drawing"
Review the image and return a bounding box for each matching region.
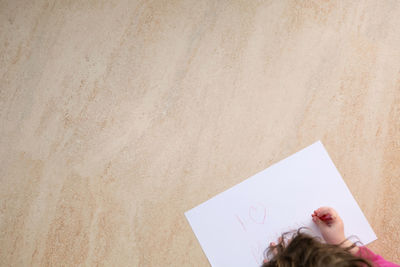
[249,203,267,224]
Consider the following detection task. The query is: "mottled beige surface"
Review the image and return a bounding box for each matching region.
[1,0,399,266]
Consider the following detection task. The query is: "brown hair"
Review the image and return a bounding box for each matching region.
[262,228,373,267]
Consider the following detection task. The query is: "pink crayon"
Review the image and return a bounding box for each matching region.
[312,211,333,222]
[318,214,332,221]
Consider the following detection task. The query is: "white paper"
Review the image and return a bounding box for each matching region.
[185,141,377,267]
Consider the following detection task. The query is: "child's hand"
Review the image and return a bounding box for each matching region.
[263,237,285,264]
[311,207,345,245]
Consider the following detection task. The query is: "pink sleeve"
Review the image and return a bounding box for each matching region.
[357,246,400,267]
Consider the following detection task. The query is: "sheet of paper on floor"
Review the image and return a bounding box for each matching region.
[185,141,377,267]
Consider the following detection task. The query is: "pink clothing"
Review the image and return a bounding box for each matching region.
[357,246,400,267]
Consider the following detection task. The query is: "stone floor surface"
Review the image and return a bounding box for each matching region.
[1,0,399,266]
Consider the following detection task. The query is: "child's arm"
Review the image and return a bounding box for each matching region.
[313,207,400,266]
[357,246,400,267]
[311,207,359,254]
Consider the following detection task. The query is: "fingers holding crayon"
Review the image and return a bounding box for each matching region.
[311,207,345,245]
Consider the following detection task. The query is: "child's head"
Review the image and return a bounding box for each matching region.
[262,229,373,267]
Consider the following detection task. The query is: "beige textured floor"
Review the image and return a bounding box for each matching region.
[1,0,400,266]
